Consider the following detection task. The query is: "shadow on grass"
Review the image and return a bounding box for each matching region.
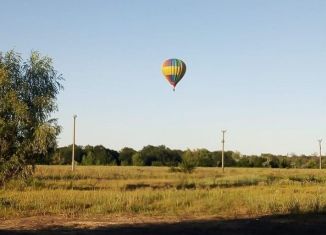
[1,213,326,235]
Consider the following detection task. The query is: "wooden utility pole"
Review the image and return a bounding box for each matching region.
[72,114,77,171]
[221,130,227,173]
[318,139,322,170]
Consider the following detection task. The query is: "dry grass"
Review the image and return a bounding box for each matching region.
[1,166,326,219]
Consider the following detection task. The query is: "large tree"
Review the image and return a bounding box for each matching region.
[0,50,63,184]
[119,147,136,166]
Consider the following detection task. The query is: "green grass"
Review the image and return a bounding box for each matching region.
[1,166,326,219]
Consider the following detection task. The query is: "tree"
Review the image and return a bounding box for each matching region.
[80,145,93,165]
[0,50,63,185]
[279,157,290,168]
[53,145,83,164]
[268,156,280,168]
[91,145,108,165]
[137,145,182,166]
[304,158,318,169]
[119,147,137,165]
[211,151,222,166]
[237,157,252,167]
[82,151,96,165]
[132,152,145,166]
[138,145,159,166]
[224,151,237,166]
[193,149,215,167]
[107,148,120,165]
[166,149,182,166]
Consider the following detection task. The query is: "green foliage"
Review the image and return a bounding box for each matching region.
[280,157,291,168]
[136,145,182,166]
[269,157,280,168]
[119,147,136,166]
[51,145,83,165]
[31,144,325,170]
[0,50,63,184]
[132,153,144,166]
[107,149,120,165]
[237,156,267,167]
[79,146,118,165]
[224,151,237,166]
[81,151,95,165]
[193,149,215,167]
[304,159,318,169]
[179,150,197,173]
[93,145,109,165]
[139,145,164,166]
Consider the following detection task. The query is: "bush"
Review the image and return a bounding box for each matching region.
[179,150,197,173]
[179,161,196,173]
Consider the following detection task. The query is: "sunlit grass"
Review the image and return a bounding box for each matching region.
[1,166,326,219]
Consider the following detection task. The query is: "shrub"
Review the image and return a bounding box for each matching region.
[179,150,197,173]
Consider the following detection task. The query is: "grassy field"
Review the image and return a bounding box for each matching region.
[1,166,326,220]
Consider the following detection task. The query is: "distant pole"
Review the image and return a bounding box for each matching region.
[72,115,77,171]
[318,139,322,170]
[221,130,227,173]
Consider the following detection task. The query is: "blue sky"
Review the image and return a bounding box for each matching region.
[1,0,326,155]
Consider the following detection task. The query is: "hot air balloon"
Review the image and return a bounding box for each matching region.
[162,58,186,91]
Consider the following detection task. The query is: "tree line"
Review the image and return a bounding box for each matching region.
[38,145,325,169]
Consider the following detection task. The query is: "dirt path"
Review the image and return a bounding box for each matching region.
[1,214,326,235]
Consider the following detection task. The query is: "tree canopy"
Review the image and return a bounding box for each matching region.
[0,50,63,184]
[40,144,323,170]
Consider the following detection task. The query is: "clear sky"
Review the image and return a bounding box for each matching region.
[1,0,326,155]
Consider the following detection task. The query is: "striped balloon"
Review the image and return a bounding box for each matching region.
[162,58,186,91]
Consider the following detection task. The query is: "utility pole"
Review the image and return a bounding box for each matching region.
[72,114,77,171]
[221,130,227,173]
[318,139,322,170]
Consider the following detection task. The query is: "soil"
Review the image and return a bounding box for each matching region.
[1,213,326,235]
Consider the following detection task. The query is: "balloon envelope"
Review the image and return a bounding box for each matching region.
[162,59,186,90]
